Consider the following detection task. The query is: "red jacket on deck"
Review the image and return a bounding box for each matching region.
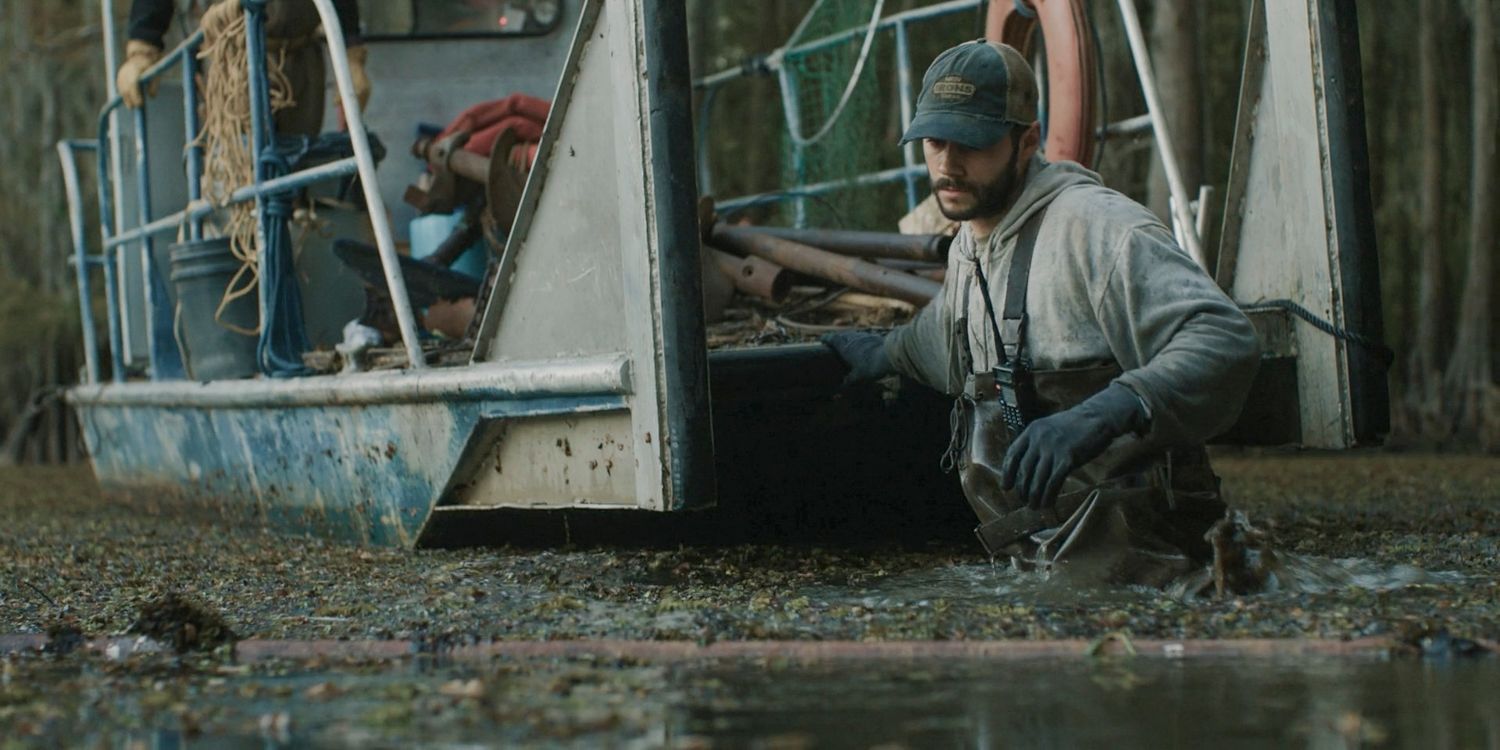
[438,94,551,172]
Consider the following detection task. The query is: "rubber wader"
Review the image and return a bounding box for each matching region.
[262,0,328,136]
[949,208,1228,588]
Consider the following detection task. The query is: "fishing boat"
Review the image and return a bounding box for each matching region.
[58,0,1388,547]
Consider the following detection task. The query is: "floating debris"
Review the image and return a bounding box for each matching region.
[129,592,237,653]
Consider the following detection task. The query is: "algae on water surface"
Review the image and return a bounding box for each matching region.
[0,453,1497,644]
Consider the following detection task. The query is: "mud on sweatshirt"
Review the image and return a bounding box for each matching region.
[885,156,1261,450]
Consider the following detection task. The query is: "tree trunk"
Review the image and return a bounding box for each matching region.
[1146,0,1204,225]
[1399,0,1449,440]
[1443,0,1497,447]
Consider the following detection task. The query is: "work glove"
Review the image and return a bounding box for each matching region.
[116,40,165,109]
[1000,382,1148,510]
[345,45,371,111]
[820,330,895,386]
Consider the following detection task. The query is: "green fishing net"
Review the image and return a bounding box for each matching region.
[779,0,887,230]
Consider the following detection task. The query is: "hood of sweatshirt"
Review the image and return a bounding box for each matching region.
[971,155,1103,251]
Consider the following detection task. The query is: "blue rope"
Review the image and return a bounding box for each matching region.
[255,147,313,378]
[1240,299,1395,370]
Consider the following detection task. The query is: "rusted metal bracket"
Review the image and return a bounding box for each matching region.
[405,131,473,214]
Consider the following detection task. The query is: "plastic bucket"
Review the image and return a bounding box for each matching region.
[169,237,259,381]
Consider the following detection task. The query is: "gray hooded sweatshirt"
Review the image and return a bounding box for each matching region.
[885,156,1260,449]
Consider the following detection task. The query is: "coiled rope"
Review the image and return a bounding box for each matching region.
[193,0,294,334]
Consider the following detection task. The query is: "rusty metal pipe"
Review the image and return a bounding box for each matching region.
[735,226,951,262]
[0,635,1435,662]
[875,259,946,283]
[709,248,791,303]
[414,136,491,183]
[876,258,942,271]
[708,225,940,305]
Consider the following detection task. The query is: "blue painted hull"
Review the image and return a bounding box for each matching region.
[78,401,489,546]
[71,359,633,547]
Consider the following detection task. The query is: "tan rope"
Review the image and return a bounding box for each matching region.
[192,0,295,334]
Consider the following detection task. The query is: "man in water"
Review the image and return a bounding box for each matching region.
[824,40,1260,586]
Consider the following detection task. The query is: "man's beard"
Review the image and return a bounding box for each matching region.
[932,145,1022,222]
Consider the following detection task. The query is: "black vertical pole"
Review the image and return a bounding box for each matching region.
[640,0,717,509]
[1318,0,1390,444]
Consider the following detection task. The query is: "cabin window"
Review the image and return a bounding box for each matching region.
[359,0,562,39]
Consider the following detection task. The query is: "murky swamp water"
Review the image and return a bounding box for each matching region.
[2,453,1498,744]
[4,652,1499,747]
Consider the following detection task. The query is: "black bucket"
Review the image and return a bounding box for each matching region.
[169,237,259,381]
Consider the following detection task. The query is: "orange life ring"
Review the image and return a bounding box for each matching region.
[985,0,1099,166]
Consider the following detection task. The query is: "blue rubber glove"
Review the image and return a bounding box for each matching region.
[1000,382,1148,509]
[820,331,895,385]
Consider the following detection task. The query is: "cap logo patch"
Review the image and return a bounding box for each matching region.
[931,75,976,102]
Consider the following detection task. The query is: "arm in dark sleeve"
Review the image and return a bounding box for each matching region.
[1097,225,1262,447]
[334,0,362,44]
[884,281,961,396]
[127,0,176,47]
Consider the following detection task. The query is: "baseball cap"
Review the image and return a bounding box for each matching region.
[900,40,1039,149]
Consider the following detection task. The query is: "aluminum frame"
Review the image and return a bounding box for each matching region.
[77,0,423,382]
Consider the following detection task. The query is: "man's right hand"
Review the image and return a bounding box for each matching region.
[117,40,165,109]
[820,330,895,385]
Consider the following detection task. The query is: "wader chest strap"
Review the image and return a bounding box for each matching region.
[975,207,1049,362]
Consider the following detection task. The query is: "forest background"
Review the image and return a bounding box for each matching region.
[0,0,1494,464]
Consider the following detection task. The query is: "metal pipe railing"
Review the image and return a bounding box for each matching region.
[1114,0,1205,268]
[93,113,126,383]
[692,0,983,90]
[182,47,205,241]
[57,140,103,385]
[893,19,919,212]
[101,0,128,326]
[694,0,983,225]
[306,0,425,369]
[84,1,424,380]
[102,158,361,251]
[243,2,277,368]
[716,164,928,214]
[698,0,1209,266]
[95,33,204,381]
[131,99,174,379]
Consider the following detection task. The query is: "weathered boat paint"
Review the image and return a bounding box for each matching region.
[74,389,629,547]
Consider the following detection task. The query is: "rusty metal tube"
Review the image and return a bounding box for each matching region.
[413,136,490,183]
[709,248,791,303]
[0,635,1426,662]
[737,226,951,262]
[708,225,940,305]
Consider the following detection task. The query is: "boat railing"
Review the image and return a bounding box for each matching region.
[692,0,984,226]
[60,0,420,385]
[693,0,1203,264]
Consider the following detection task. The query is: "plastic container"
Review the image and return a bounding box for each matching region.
[409,210,487,280]
[169,237,259,381]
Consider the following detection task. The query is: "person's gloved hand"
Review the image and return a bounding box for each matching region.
[1000,382,1148,509]
[820,330,894,385]
[346,45,371,111]
[116,40,165,109]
